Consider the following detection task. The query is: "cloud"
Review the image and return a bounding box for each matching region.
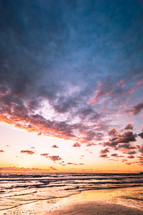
[66,162,84,165]
[124,123,133,130]
[103,131,137,148]
[73,142,81,147]
[138,132,143,139]
[139,146,143,153]
[99,147,110,159]
[20,150,35,155]
[127,155,135,159]
[127,150,136,155]
[100,154,108,158]
[0,150,4,152]
[108,128,118,136]
[138,156,143,165]
[79,163,84,165]
[117,143,136,151]
[126,103,143,115]
[111,153,118,157]
[86,143,96,147]
[67,162,74,165]
[113,146,137,160]
[100,148,109,154]
[40,153,62,162]
[49,166,57,171]
[122,158,127,163]
[48,155,62,162]
[125,162,132,165]
[52,145,59,148]
[41,153,49,157]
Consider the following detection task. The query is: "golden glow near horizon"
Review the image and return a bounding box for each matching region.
[0,122,142,173]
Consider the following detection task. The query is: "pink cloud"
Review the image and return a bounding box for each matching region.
[40,153,62,162]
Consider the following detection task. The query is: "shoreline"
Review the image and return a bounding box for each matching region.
[1,186,143,215]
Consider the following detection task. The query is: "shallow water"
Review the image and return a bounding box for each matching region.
[0,173,143,214]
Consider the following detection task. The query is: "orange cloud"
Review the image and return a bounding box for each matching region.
[108,128,118,136]
[0,150,4,153]
[73,142,81,147]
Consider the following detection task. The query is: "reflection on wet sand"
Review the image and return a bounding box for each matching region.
[2,186,143,215]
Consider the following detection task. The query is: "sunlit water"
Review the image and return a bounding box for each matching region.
[0,173,143,214]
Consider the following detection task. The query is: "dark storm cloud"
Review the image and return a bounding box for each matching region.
[0,0,143,148]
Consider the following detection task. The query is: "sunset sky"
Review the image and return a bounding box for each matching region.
[0,0,143,173]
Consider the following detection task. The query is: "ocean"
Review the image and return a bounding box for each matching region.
[0,173,143,213]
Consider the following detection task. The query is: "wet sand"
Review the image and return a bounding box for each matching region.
[1,187,143,215]
[1,202,143,215]
[49,187,143,215]
[49,202,143,215]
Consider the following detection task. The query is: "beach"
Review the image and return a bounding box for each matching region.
[1,186,143,215]
[51,202,143,215]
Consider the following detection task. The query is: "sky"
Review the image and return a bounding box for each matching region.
[0,0,143,173]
